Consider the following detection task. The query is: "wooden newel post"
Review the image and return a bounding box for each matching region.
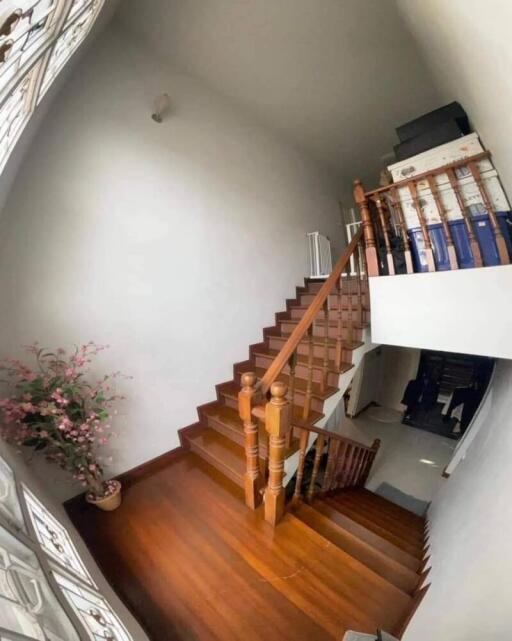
[239,372,262,510]
[354,180,379,277]
[264,381,290,526]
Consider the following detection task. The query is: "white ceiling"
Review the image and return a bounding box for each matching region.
[116,0,443,187]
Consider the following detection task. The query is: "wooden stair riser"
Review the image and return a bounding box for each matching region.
[223,380,325,414]
[300,292,368,307]
[279,321,363,342]
[253,353,345,388]
[267,334,357,362]
[305,279,369,295]
[290,306,371,323]
[187,438,244,488]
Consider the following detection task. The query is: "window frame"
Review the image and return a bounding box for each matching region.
[0,0,105,173]
[0,453,131,641]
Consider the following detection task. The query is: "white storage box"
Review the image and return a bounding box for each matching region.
[388,133,492,183]
[391,169,510,228]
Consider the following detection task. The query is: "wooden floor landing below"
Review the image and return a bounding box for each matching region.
[66,452,415,641]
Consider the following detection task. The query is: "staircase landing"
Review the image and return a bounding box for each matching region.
[66,452,427,641]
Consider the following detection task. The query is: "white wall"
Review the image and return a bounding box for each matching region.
[370,266,512,359]
[0,25,344,498]
[376,346,421,412]
[397,0,512,195]
[405,359,512,641]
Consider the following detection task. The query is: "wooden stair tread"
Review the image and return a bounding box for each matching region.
[249,366,344,400]
[253,346,354,375]
[332,493,426,542]
[218,382,325,423]
[283,513,412,632]
[356,488,426,526]
[186,427,245,487]
[266,332,364,351]
[313,499,421,572]
[294,502,420,595]
[323,497,423,558]
[202,404,301,458]
[281,318,367,329]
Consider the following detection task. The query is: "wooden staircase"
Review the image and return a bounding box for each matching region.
[183,276,368,486]
[177,229,429,637]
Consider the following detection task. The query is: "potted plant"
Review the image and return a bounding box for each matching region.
[0,342,126,511]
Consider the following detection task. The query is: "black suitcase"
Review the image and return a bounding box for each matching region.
[396,101,470,143]
[393,119,468,161]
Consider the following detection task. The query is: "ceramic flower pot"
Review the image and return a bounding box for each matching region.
[86,480,122,512]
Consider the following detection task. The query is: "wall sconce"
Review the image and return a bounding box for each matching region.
[151,93,170,123]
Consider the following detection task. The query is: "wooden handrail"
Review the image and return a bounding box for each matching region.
[259,228,363,394]
[291,418,376,449]
[355,147,511,275]
[363,150,490,199]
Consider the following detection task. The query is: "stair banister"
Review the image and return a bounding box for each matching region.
[238,231,370,525]
[258,227,363,395]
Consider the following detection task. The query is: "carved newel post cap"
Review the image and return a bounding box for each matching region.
[241,372,257,388]
[372,438,382,449]
[270,381,287,399]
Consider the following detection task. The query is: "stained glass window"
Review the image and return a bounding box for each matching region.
[0,0,61,98]
[0,459,24,533]
[38,0,104,101]
[53,572,131,641]
[22,487,95,587]
[0,67,38,174]
[0,0,105,175]
[0,526,80,641]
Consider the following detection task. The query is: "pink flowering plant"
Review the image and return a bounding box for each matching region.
[0,342,126,499]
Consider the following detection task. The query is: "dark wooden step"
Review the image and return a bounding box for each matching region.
[323,497,423,558]
[289,305,371,323]
[313,499,421,572]
[217,381,325,423]
[186,427,245,488]
[331,492,426,544]
[356,488,426,526]
[294,502,420,595]
[202,403,301,459]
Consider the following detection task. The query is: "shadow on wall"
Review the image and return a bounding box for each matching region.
[374,481,429,517]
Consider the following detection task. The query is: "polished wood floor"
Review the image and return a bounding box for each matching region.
[67,452,424,641]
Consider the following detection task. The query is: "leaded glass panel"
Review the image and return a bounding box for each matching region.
[53,572,131,641]
[22,487,95,587]
[0,526,79,641]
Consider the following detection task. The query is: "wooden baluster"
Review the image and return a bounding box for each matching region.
[354,180,379,277]
[355,242,364,326]
[355,449,370,486]
[307,434,325,502]
[345,266,354,345]
[334,275,343,371]
[238,372,262,509]
[426,174,458,270]
[321,300,329,393]
[408,180,436,272]
[292,428,310,504]
[361,438,381,486]
[332,441,349,491]
[264,381,290,526]
[389,187,414,274]
[375,196,395,275]
[302,325,314,420]
[446,168,483,267]
[286,350,297,449]
[468,161,510,265]
[321,438,339,492]
[350,447,365,487]
[341,444,356,488]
